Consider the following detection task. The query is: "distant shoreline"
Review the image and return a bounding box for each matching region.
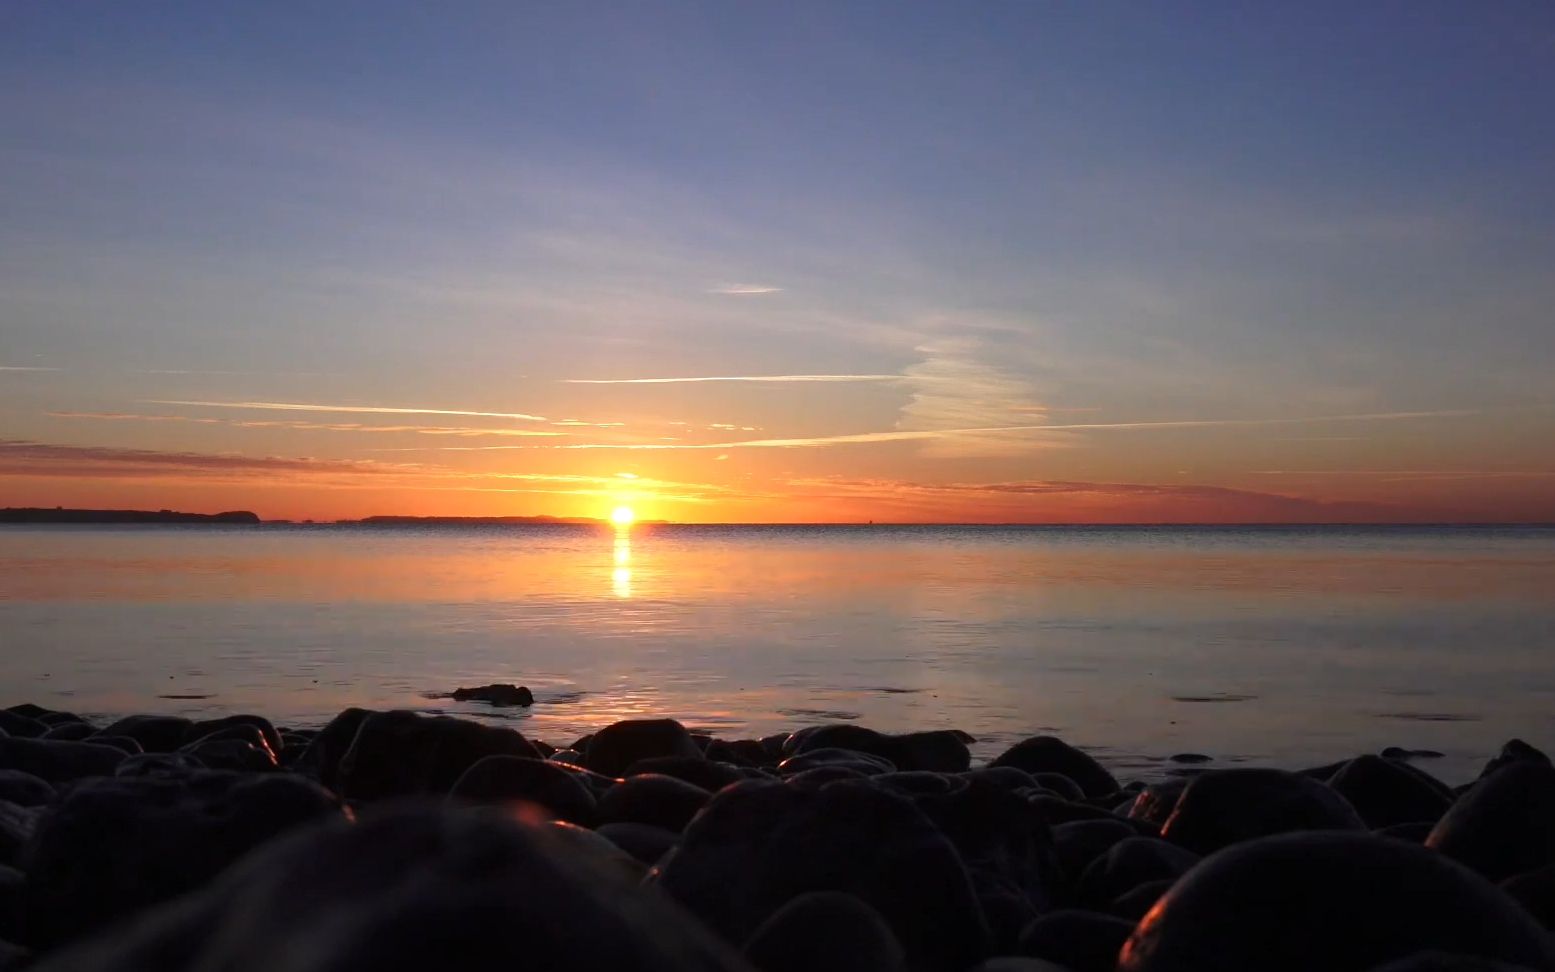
[1,508,1551,528]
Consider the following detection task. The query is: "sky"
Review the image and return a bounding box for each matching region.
[3,2,1554,523]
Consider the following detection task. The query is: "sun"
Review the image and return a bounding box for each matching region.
[610,505,636,527]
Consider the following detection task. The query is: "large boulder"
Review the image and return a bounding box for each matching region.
[653,779,990,971]
[1017,909,1134,972]
[335,710,539,801]
[181,715,281,756]
[1160,768,1365,854]
[21,771,343,947]
[0,738,124,784]
[1117,832,1555,972]
[31,806,752,972]
[1427,762,1555,882]
[786,726,972,773]
[990,737,1118,798]
[1076,837,1200,910]
[585,720,704,778]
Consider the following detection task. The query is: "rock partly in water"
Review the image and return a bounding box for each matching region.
[583,719,704,778]
[990,737,1119,799]
[451,683,535,707]
[336,710,539,801]
[1117,831,1555,972]
[1327,755,1452,829]
[93,716,191,754]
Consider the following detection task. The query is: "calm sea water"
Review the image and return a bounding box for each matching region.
[2,523,1553,783]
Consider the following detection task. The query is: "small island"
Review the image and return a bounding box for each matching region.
[0,508,261,525]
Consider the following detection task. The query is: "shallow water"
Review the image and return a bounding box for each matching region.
[2,523,1552,783]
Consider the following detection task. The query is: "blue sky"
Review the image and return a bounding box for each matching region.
[3,2,1553,520]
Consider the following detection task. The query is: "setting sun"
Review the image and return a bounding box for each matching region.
[610,505,636,527]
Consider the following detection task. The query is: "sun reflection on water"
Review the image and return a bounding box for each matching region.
[612,528,632,599]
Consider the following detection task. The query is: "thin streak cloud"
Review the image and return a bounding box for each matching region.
[145,399,550,422]
[542,407,1488,450]
[708,284,782,295]
[47,412,564,437]
[1,366,62,372]
[562,374,900,385]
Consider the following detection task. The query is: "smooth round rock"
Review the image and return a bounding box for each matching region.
[94,716,191,754]
[1117,832,1555,972]
[1127,779,1189,831]
[0,714,45,740]
[1328,755,1452,829]
[114,752,206,778]
[585,719,704,778]
[1051,819,1138,880]
[182,715,282,756]
[1077,837,1199,909]
[1160,768,1365,854]
[597,821,680,867]
[1501,863,1555,930]
[0,771,53,809]
[448,755,597,824]
[778,748,896,776]
[597,774,711,833]
[744,891,906,972]
[39,723,94,742]
[654,779,990,971]
[291,707,373,789]
[22,771,344,947]
[623,756,747,792]
[1479,740,1551,780]
[336,710,539,800]
[991,737,1119,799]
[1427,762,1555,882]
[30,806,751,972]
[1018,910,1133,972]
[0,738,125,783]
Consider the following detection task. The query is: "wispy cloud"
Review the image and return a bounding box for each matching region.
[525,407,1485,451]
[708,284,782,295]
[781,476,1441,522]
[144,399,550,422]
[0,439,401,478]
[1,366,62,372]
[48,411,563,437]
[1251,469,1555,480]
[897,338,1051,458]
[561,374,899,385]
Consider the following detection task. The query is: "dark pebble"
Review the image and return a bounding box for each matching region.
[1018,909,1134,972]
[744,891,906,972]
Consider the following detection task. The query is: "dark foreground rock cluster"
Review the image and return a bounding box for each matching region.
[0,704,1551,971]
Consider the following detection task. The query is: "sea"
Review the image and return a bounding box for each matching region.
[2,523,1552,783]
